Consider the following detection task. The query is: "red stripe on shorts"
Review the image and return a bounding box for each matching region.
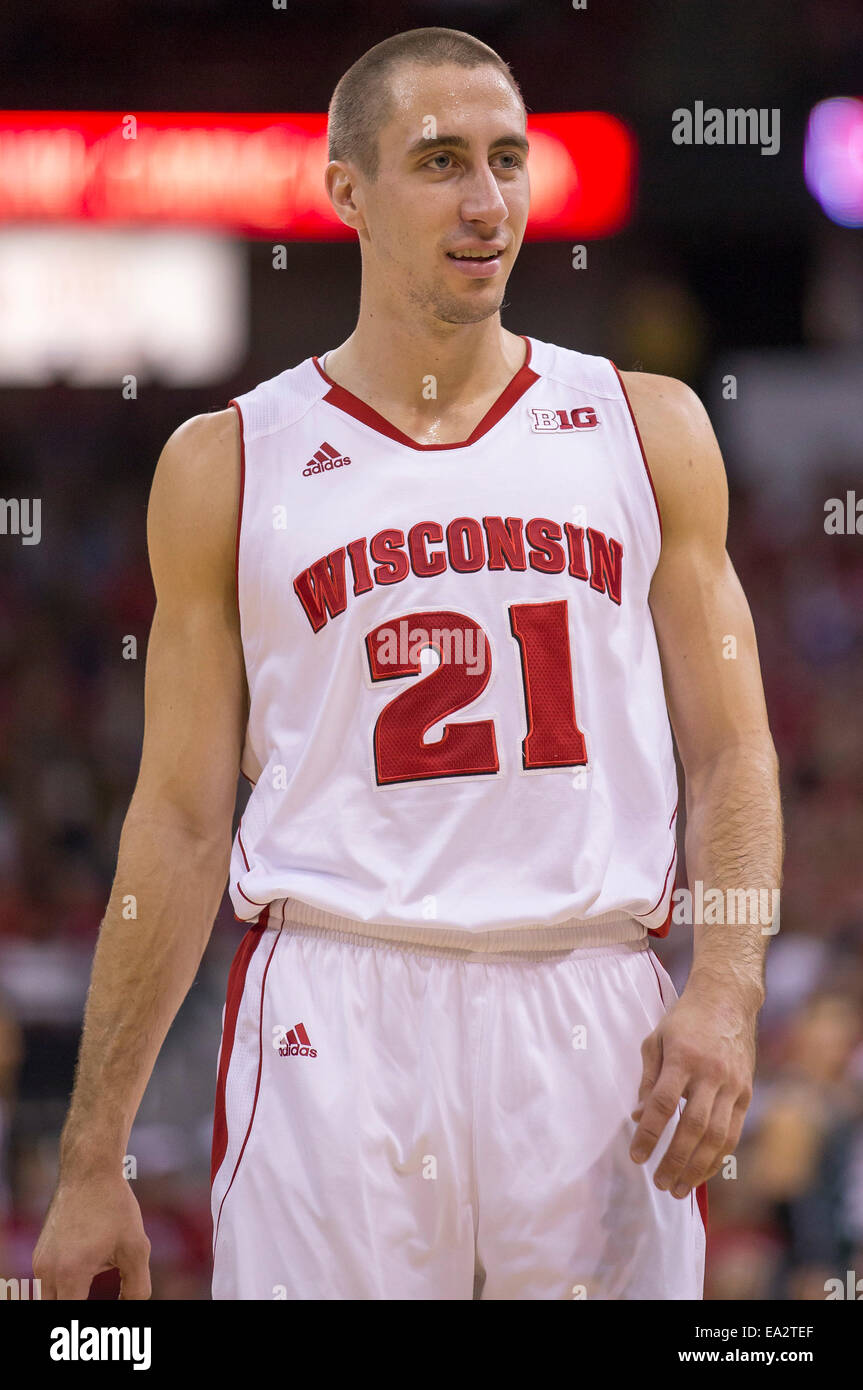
[210,917,267,1188]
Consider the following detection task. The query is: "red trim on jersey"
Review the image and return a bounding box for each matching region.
[643,846,677,935]
[212,915,281,1248]
[647,897,673,938]
[647,801,679,938]
[608,362,663,544]
[228,397,253,892]
[311,336,539,451]
[236,821,250,872]
[228,398,246,597]
[648,841,678,915]
[235,881,270,909]
[233,824,269,923]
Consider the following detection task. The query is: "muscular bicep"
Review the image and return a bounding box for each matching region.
[131,408,247,841]
[622,372,775,781]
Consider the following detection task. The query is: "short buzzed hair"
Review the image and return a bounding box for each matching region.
[327,27,525,181]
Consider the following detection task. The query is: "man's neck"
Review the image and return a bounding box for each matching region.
[321,312,527,425]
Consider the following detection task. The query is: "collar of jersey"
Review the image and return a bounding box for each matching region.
[310,334,539,451]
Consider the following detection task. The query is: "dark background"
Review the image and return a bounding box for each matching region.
[1,0,862,1300]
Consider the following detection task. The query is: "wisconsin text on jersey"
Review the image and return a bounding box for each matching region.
[294,516,624,633]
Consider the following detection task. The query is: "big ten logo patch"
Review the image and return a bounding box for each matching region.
[529,407,600,432]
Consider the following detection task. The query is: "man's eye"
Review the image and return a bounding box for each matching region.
[423,151,524,171]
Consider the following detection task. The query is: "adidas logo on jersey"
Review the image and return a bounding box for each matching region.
[275,1021,317,1058]
[303,440,351,476]
[529,406,600,432]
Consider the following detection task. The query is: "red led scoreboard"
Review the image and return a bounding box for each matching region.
[0,111,634,238]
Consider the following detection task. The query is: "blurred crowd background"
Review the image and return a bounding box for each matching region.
[1,0,862,1300]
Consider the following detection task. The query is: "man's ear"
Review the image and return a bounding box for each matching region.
[325,160,366,234]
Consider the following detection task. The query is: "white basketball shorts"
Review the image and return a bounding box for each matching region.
[210,917,706,1300]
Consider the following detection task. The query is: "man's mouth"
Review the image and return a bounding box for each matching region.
[445,248,504,278]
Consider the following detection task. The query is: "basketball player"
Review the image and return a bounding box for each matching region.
[33,28,782,1300]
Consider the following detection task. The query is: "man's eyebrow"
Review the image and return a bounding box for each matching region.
[405,132,530,158]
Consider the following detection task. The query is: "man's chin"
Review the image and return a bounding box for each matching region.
[430,294,506,326]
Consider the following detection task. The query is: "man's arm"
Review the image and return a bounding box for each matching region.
[33,406,246,1298]
[620,371,783,1199]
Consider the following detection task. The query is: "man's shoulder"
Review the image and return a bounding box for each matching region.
[149,409,242,575]
[166,407,240,454]
[155,408,241,493]
[616,371,727,538]
[617,369,720,473]
[617,369,705,434]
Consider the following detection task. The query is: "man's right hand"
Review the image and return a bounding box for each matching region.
[33,1175,152,1300]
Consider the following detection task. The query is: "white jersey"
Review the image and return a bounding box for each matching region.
[226,335,679,951]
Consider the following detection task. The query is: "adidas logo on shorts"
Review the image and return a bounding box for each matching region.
[275,1021,317,1058]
